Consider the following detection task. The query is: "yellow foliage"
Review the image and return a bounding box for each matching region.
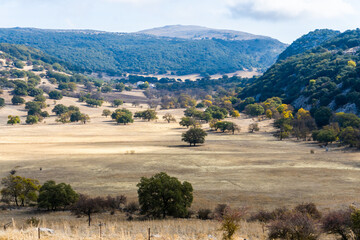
[203,100,212,107]
[266,109,273,119]
[231,110,240,118]
[205,95,212,100]
[296,108,310,120]
[276,104,288,114]
[348,60,357,67]
[309,79,316,85]
[282,110,293,119]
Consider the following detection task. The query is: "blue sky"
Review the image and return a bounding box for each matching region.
[1,0,359,43]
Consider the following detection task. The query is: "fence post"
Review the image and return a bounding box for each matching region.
[38,227,41,239]
[99,222,102,239]
[148,227,151,240]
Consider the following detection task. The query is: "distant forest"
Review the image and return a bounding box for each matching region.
[0,28,286,76]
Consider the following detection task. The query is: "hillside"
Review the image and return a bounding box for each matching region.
[240,29,360,114]
[0,27,287,76]
[138,25,272,41]
[277,29,340,61]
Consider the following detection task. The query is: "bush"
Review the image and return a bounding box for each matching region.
[26,115,39,125]
[198,208,213,220]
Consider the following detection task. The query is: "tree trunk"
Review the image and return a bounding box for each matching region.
[88,213,91,226]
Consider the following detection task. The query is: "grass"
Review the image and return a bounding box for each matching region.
[0,217,266,240]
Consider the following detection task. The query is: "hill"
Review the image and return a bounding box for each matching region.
[277,29,340,61]
[138,24,272,41]
[0,27,287,76]
[240,29,360,114]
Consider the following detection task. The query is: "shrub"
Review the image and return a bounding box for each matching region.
[198,208,213,220]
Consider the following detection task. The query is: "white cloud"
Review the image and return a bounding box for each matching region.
[227,0,355,20]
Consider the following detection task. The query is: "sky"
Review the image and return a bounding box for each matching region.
[0,0,359,43]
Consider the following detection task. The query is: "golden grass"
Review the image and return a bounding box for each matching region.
[0,219,266,240]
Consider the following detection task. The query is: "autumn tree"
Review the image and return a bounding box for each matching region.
[7,115,20,125]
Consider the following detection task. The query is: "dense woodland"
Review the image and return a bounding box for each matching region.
[0,28,286,75]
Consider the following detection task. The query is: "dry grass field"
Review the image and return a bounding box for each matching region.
[0,88,359,214]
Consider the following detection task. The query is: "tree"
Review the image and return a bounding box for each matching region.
[71,194,109,226]
[111,109,134,125]
[245,104,264,117]
[52,104,69,115]
[11,95,25,105]
[312,129,337,145]
[26,115,39,125]
[79,113,90,124]
[182,128,207,146]
[179,117,197,128]
[266,109,273,119]
[1,174,40,206]
[248,123,260,133]
[0,98,4,108]
[137,172,193,219]
[214,121,240,134]
[38,180,79,211]
[7,115,20,125]
[102,109,111,118]
[112,99,123,107]
[49,90,63,100]
[134,110,157,121]
[314,107,332,128]
[114,83,125,92]
[163,113,176,123]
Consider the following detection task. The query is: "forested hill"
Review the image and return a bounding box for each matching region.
[240,29,360,114]
[277,29,340,61]
[0,27,286,76]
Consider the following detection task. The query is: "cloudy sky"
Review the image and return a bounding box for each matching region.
[0,0,359,43]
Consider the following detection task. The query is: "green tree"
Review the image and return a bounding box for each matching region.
[245,104,265,117]
[7,115,20,125]
[134,109,157,121]
[0,98,4,108]
[52,104,69,115]
[137,172,193,219]
[179,117,197,128]
[182,128,207,146]
[312,129,337,145]
[102,109,111,118]
[11,95,25,105]
[38,180,79,211]
[339,127,360,148]
[49,90,63,100]
[112,99,124,107]
[314,107,332,128]
[111,109,134,125]
[26,115,39,125]
[114,83,125,92]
